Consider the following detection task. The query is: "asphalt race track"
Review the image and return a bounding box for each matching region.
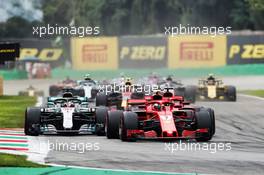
[43,95,264,174]
[4,78,264,174]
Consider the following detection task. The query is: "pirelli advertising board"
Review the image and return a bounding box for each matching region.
[71,37,118,70]
[119,36,167,68]
[168,35,226,68]
[227,35,264,64]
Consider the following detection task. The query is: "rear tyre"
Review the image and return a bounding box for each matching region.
[24,107,41,136]
[184,86,197,103]
[96,93,108,106]
[120,112,138,142]
[76,89,85,97]
[174,88,185,97]
[195,109,212,142]
[226,86,236,101]
[95,107,108,136]
[131,92,145,99]
[106,110,123,139]
[49,86,59,96]
[206,108,215,136]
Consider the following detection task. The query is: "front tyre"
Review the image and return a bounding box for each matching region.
[226,86,236,101]
[206,108,215,136]
[195,109,213,142]
[95,107,108,136]
[120,112,138,142]
[106,110,123,139]
[24,107,41,136]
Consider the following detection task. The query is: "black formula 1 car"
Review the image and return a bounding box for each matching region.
[24,92,105,136]
[158,76,196,103]
[49,77,84,97]
[95,77,145,109]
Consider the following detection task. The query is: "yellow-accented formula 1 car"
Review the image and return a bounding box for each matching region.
[196,74,236,101]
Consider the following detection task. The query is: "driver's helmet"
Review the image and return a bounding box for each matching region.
[207,74,215,85]
[125,77,132,86]
[153,103,161,111]
[84,74,91,81]
[166,75,173,81]
[207,74,215,80]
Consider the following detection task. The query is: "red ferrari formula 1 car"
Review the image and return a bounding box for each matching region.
[100,90,215,142]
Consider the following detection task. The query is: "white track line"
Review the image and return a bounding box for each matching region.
[27,136,49,164]
[0,150,27,155]
[47,163,202,175]
[27,96,49,164]
[238,94,264,101]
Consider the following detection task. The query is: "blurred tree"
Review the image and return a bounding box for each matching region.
[247,0,264,29]
[0,0,263,38]
[230,0,254,30]
[41,0,74,25]
[3,17,33,38]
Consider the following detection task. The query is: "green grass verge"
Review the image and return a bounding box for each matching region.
[240,89,264,98]
[0,96,45,168]
[52,64,264,79]
[0,153,48,167]
[0,95,36,128]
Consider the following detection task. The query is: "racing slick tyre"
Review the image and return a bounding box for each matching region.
[95,107,108,136]
[106,110,123,139]
[205,108,215,136]
[226,86,236,101]
[131,92,145,99]
[120,112,138,142]
[195,109,213,142]
[96,93,108,106]
[24,107,41,136]
[75,89,85,97]
[174,88,185,97]
[184,86,197,103]
[91,89,99,99]
[49,86,59,96]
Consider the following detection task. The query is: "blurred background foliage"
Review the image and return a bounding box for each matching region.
[0,0,263,38]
